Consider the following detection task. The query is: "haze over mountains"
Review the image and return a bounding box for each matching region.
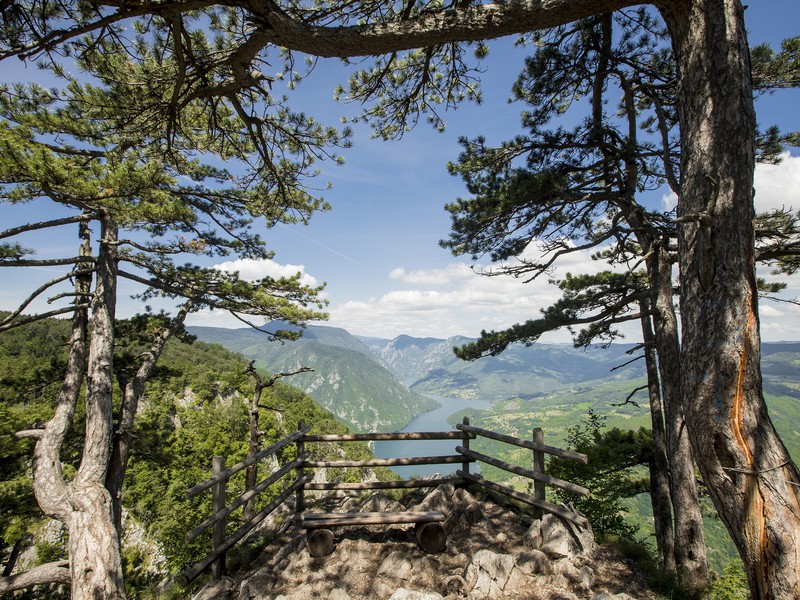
[188,323,651,432]
[189,323,800,457]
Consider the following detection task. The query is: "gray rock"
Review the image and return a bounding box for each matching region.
[413,484,456,515]
[238,567,277,600]
[192,576,234,600]
[360,492,406,514]
[328,588,352,600]
[575,565,595,590]
[464,549,516,599]
[516,550,553,576]
[591,594,640,600]
[388,589,444,600]
[377,551,414,581]
[526,513,595,559]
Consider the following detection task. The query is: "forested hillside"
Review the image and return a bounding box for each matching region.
[189,325,438,432]
[363,334,647,400]
[0,316,386,597]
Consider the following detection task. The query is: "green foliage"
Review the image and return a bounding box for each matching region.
[547,411,651,539]
[0,315,392,592]
[191,325,438,432]
[0,314,73,568]
[122,333,391,574]
[707,565,750,600]
[751,36,800,93]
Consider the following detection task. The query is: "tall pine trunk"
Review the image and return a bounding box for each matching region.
[69,215,126,599]
[30,217,127,598]
[649,240,709,591]
[106,301,194,533]
[639,303,677,577]
[664,1,800,596]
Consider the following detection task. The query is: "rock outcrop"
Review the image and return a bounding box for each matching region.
[193,484,656,600]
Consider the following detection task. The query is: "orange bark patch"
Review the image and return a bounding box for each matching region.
[732,303,767,594]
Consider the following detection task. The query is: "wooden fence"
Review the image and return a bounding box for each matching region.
[183,416,588,583]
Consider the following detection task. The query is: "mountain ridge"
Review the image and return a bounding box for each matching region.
[188,325,439,433]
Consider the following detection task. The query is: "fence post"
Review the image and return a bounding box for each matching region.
[461,416,470,478]
[532,427,545,519]
[295,420,306,514]
[211,455,226,579]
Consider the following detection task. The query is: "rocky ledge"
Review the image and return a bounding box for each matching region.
[193,483,657,600]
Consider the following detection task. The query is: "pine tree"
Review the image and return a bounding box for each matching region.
[2,0,799,596]
[0,51,331,597]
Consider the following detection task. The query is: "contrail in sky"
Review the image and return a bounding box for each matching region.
[277,223,367,268]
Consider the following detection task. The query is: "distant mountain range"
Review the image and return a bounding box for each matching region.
[189,322,800,444]
[361,333,647,400]
[188,323,800,573]
[188,323,652,432]
[188,325,438,432]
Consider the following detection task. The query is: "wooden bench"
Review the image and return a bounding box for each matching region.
[300,511,447,557]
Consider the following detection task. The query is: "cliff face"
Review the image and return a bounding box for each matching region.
[193,484,657,600]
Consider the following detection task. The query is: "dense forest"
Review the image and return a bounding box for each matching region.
[0,314,386,597]
[1,0,799,597]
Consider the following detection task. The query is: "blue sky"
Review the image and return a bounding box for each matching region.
[3,3,800,342]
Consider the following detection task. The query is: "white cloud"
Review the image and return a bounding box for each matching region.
[754,153,800,213]
[759,304,785,318]
[389,264,475,285]
[327,241,800,342]
[662,191,678,211]
[327,253,586,340]
[214,258,319,287]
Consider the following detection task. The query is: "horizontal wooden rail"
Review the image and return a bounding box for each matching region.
[456,446,589,497]
[458,471,588,528]
[301,511,446,528]
[184,474,310,583]
[185,453,309,544]
[303,431,472,442]
[301,454,472,469]
[305,477,456,492]
[457,422,587,464]
[186,426,311,499]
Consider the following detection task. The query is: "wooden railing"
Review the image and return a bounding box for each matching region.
[301,429,474,491]
[183,422,311,583]
[454,420,589,527]
[183,417,587,582]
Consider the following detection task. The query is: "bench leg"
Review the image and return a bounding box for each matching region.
[306,528,335,557]
[415,522,446,553]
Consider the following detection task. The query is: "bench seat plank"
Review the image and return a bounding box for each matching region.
[301,511,445,528]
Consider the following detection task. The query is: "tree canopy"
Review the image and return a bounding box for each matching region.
[3,0,800,597]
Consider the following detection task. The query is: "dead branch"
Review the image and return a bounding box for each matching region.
[611,385,648,407]
[0,560,70,593]
[611,353,645,372]
[244,361,313,390]
[14,429,45,440]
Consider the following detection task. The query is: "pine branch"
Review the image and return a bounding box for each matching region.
[0,215,90,240]
[0,560,70,593]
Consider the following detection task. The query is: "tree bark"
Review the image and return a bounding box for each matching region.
[32,223,92,524]
[106,300,195,534]
[251,0,639,59]
[68,215,126,599]
[243,381,265,522]
[664,1,800,597]
[638,304,677,577]
[649,240,709,591]
[0,560,70,593]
